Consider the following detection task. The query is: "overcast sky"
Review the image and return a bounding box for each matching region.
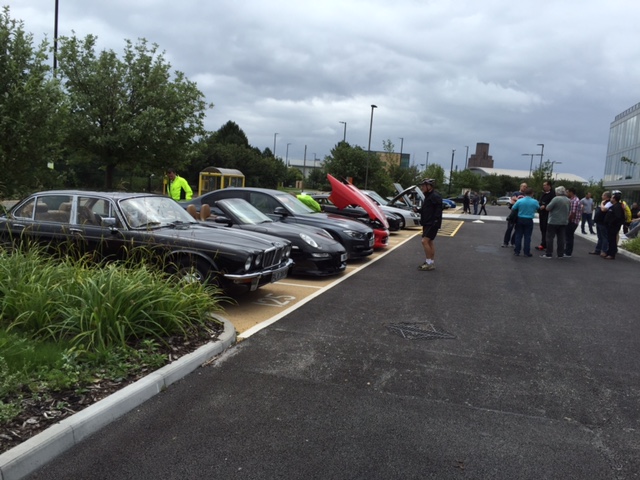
[10,0,640,181]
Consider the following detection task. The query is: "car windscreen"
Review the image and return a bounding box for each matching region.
[218,198,272,224]
[363,190,387,205]
[276,194,315,214]
[119,196,196,229]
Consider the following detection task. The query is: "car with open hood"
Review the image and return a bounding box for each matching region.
[180,187,375,259]
[360,189,421,228]
[190,197,347,277]
[0,191,293,294]
[310,193,403,232]
[325,174,389,249]
[390,183,455,211]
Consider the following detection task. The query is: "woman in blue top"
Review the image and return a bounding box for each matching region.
[511,187,540,257]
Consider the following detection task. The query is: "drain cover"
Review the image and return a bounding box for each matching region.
[386,322,456,340]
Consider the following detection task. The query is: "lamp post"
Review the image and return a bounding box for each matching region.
[448,149,455,195]
[339,121,347,143]
[53,0,59,73]
[522,153,535,177]
[426,152,429,166]
[285,143,291,166]
[537,143,545,171]
[273,133,279,158]
[550,160,562,179]
[464,145,469,170]
[398,137,404,166]
[365,104,377,189]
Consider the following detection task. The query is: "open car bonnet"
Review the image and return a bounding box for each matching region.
[390,184,424,207]
[327,174,389,229]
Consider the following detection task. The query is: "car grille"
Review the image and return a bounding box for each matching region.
[365,231,374,242]
[262,246,285,268]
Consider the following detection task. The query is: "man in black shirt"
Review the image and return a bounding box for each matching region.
[417,179,443,271]
[537,181,555,250]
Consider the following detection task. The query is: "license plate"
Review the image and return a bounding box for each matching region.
[270,265,288,283]
[340,253,347,262]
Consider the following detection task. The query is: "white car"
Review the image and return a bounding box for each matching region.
[362,190,421,228]
[496,196,512,206]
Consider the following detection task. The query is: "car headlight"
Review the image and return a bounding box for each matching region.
[299,233,319,248]
[343,229,365,239]
[410,212,418,218]
[245,255,253,271]
[311,252,331,258]
[254,253,262,267]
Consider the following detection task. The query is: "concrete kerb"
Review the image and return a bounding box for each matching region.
[0,314,236,480]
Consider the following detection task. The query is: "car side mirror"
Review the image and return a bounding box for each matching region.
[274,207,289,216]
[101,217,117,228]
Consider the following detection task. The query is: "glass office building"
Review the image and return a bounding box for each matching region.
[604,102,640,202]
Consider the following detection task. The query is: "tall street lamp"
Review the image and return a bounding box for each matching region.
[53,0,59,73]
[522,153,535,177]
[398,137,404,166]
[537,143,545,171]
[426,152,429,166]
[339,121,347,143]
[448,149,455,195]
[464,146,469,170]
[273,133,279,158]
[550,160,562,178]
[365,104,377,189]
[285,143,292,166]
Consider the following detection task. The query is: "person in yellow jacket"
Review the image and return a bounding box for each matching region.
[166,168,193,201]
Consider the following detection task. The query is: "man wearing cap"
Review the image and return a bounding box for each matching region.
[417,179,443,271]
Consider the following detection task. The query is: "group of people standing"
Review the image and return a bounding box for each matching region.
[462,191,487,215]
[504,182,628,260]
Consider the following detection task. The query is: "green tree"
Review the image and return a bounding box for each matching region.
[57,35,211,189]
[306,165,328,190]
[0,7,66,197]
[451,169,481,195]
[423,164,446,188]
[323,142,387,191]
[190,123,288,189]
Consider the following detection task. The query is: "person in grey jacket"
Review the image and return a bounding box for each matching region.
[541,185,570,258]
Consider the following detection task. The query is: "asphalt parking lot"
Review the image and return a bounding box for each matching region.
[23,209,640,479]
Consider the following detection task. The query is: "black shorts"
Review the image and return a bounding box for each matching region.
[422,225,439,239]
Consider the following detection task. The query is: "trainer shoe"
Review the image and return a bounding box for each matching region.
[540,254,552,259]
[418,263,435,271]
[563,254,572,258]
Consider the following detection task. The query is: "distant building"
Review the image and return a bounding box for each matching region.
[604,102,640,202]
[378,151,410,169]
[466,142,587,183]
[467,143,494,169]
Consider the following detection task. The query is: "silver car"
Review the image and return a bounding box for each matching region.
[361,190,421,228]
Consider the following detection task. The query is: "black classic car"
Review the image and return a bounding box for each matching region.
[0,191,293,293]
[181,188,375,259]
[193,197,347,277]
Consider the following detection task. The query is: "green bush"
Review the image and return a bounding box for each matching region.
[0,245,225,428]
[621,236,640,256]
